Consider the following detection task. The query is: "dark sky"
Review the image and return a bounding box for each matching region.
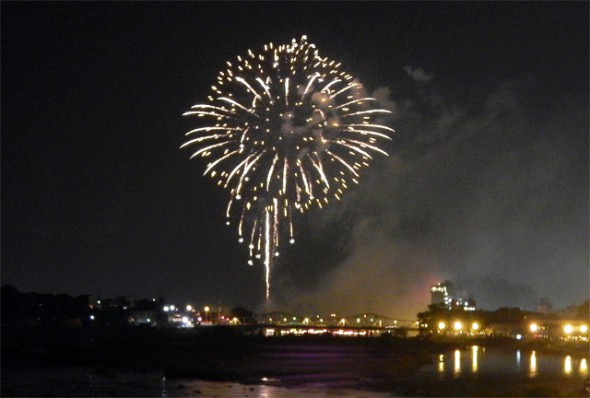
[2,2,588,318]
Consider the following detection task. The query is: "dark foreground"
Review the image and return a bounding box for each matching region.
[2,325,588,397]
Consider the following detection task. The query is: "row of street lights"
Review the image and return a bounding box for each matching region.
[529,322,588,335]
[434,320,589,338]
[162,304,212,323]
[437,321,480,332]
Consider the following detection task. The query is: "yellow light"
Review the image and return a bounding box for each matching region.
[580,324,588,333]
[564,355,572,374]
[453,321,463,331]
[564,324,573,334]
[438,321,446,330]
[454,350,461,375]
[204,306,210,312]
[438,358,445,373]
[529,323,539,333]
[472,322,480,331]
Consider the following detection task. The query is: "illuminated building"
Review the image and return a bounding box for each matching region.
[452,296,477,311]
[129,311,157,327]
[430,281,476,311]
[431,281,452,308]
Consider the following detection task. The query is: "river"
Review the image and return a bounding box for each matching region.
[2,346,588,397]
[419,345,588,378]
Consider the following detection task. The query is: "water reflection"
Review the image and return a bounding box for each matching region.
[161,376,168,398]
[580,358,588,374]
[429,346,587,380]
[453,349,461,376]
[438,354,444,373]
[530,351,537,377]
[472,345,478,373]
[564,356,572,375]
[258,384,274,398]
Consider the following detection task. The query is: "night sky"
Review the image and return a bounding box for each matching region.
[2,2,588,319]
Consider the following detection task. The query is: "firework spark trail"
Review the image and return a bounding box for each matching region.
[182,36,393,300]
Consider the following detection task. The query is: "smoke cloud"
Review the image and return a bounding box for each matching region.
[403,65,434,83]
[271,71,589,319]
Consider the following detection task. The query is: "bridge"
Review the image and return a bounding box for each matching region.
[246,312,420,337]
[255,312,417,328]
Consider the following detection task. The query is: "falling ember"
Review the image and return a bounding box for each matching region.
[182,35,393,300]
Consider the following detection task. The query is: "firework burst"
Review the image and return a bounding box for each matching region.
[182,36,393,300]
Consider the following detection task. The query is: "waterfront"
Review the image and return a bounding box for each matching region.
[420,346,589,378]
[413,346,589,397]
[3,338,588,397]
[1,364,394,398]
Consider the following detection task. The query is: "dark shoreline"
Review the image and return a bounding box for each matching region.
[2,325,588,397]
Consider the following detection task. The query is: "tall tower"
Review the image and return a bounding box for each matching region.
[431,281,452,309]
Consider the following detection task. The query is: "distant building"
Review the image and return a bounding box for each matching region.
[431,281,452,309]
[128,311,157,327]
[430,281,476,311]
[451,295,477,311]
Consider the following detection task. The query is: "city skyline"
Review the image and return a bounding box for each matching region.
[2,2,588,320]
[3,283,587,328]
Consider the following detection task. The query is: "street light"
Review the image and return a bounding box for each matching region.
[580,324,588,333]
[563,324,573,334]
[453,321,463,331]
[438,321,446,330]
[472,322,480,331]
[529,323,539,333]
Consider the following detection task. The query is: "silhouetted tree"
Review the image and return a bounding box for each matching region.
[1,284,23,324]
[231,306,257,324]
